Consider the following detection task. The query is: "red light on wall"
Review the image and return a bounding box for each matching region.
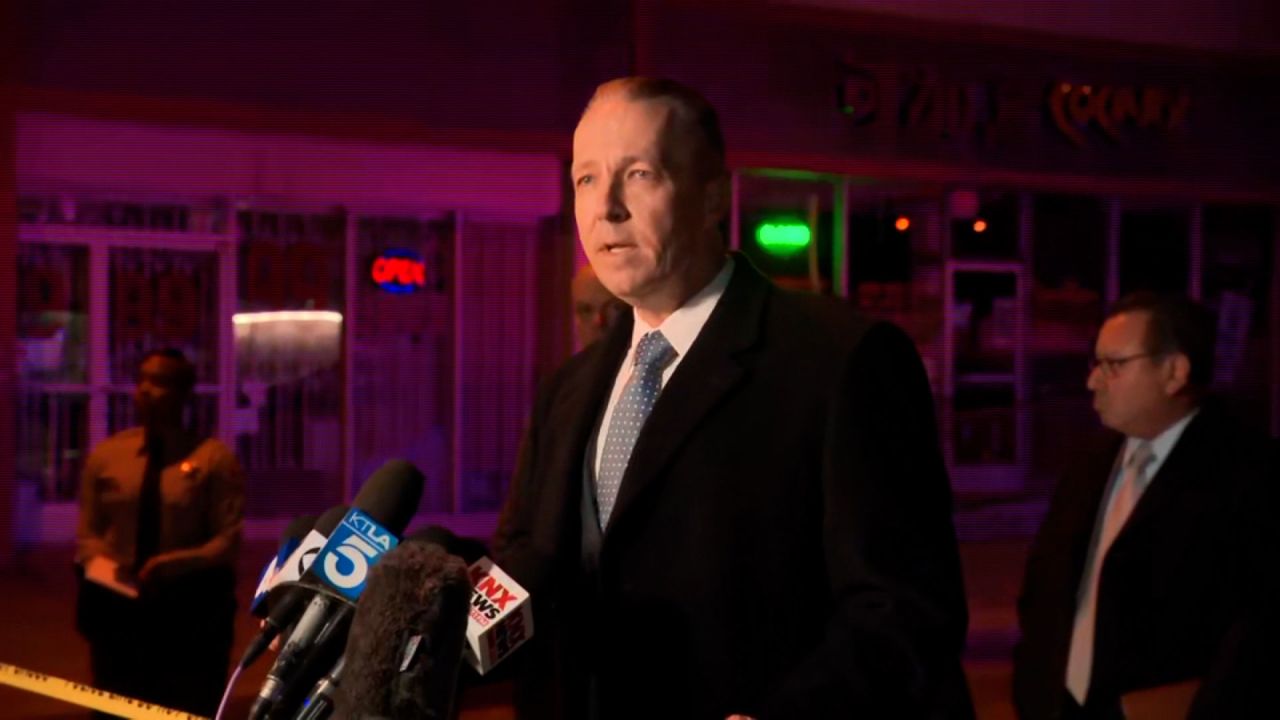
[972,219,988,233]
[894,216,911,232]
[371,250,426,293]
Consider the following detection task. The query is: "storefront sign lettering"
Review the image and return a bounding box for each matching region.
[370,249,427,294]
[1048,82,1190,147]
[838,63,1007,147]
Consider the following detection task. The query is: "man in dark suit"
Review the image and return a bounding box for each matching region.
[1014,293,1274,719]
[491,77,972,719]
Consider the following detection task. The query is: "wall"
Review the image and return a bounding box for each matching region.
[766,0,1280,56]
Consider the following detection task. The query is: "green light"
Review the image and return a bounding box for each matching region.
[755,221,811,256]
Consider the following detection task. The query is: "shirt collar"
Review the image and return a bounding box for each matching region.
[1124,407,1199,474]
[628,258,734,360]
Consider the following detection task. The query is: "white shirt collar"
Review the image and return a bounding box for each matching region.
[628,258,734,360]
[1124,407,1199,481]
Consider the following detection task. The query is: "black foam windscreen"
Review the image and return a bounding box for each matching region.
[281,513,318,544]
[353,459,426,537]
[334,540,472,720]
[405,525,489,565]
[314,503,352,535]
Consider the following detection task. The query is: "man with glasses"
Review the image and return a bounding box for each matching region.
[1013,292,1274,719]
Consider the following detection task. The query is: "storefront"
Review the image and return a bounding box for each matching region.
[15,112,564,536]
[645,3,1280,499]
[11,1,1278,542]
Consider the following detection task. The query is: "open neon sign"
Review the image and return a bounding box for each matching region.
[370,249,426,294]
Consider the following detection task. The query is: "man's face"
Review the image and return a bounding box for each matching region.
[1086,311,1180,437]
[571,95,717,312]
[134,355,189,427]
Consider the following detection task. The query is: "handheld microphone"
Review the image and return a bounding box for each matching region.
[330,537,472,720]
[293,656,344,720]
[409,526,533,676]
[271,504,354,590]
[293,520,481,717]
[249,459,424,720]
[408,524,489,565]
[294,527,475,720]
[240,504,350,671]
[463,557,533,676]
[250,514,318,618]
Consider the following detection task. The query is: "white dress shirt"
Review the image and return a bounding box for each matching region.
[1096,408,1199,529]
[593,259,734,478]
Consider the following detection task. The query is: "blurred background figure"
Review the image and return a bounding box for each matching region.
[75,348,245,717]
[571,263,627,350]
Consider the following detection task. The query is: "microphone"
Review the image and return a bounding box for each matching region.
[409,524,489,565]
[463,557,533,676]
[249,459,424,720]
[270,505,351,590]
[329,536,472,720]
[240,504,350,670]
[293,527,474,720]
[250,514,318,618]
[292,526,479,720]
[404,525,533,676]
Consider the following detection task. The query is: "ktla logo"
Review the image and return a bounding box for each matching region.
[317,510,397,597]
[468,563,524,626]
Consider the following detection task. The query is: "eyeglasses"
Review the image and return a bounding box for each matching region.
[1088,352,1155,377]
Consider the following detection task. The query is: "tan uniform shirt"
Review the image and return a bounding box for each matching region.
[76,427,245,573]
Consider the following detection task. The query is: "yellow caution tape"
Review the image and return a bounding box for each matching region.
[0,662,208,719]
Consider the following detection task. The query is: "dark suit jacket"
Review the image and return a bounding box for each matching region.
[492,255,973,719]
[1013,402,1275,719]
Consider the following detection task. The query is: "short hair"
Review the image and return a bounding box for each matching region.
[1107,292,1217,389]
[140,347,197,395]
[585,77,728,181]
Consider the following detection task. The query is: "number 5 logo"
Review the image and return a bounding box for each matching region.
[323,534,378,590]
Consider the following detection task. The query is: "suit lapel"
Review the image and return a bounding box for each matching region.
[604,255,768,540]
[1113,409,1212,549]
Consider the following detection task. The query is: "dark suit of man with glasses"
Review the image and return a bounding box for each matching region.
[1014,292,1275,720]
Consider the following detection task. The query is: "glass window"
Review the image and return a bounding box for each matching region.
[16,391,89,501]
[737,173,840,294]
[952,191,1019,260]
[353,215,456,513]
[109,247,220,385]
[456,218,539,513]
[848,191,947,385]
[952,270,1018,376]
[1119,205,1190,295]
[235,210,346,517]
[17,243,90,501]
[18,243,88,384]
[1202,204,1274,430]
[1029,195,1107,490]
[945,263,1027,492]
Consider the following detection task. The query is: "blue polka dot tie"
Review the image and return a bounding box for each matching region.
[596,330,677,528]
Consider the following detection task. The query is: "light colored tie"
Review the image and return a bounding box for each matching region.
[1065,440,1156,703]
[595,331,676,528]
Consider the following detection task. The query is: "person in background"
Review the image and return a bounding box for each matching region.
[1014,293,1275,720]
[572,263,627,350]
[75,348,244,717]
